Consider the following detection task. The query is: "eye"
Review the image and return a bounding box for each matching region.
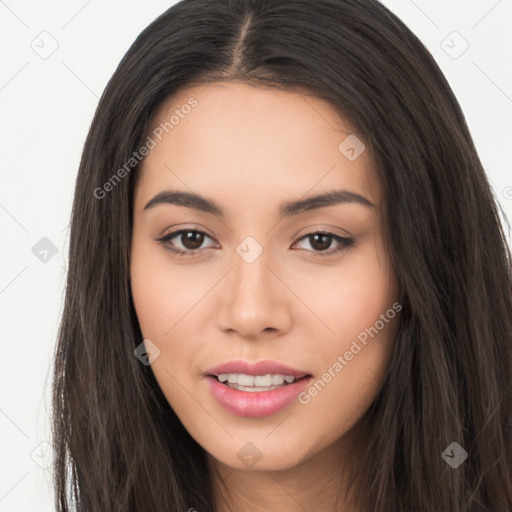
[156,229,217,256]
[291,232,354,257]
[156,229,354,257]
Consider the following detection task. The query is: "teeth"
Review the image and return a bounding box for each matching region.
[238,374,255,386]
[272,374,285,385]
[216,373,297,387]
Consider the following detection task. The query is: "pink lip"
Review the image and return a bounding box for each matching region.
[204,359,313,418]
[205,359,310,379]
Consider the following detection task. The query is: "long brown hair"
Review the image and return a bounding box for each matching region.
[52,0,512,510]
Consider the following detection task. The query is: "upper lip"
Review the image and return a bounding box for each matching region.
[205,359,312,379]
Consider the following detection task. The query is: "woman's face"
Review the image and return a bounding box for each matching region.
[130,81,400,471]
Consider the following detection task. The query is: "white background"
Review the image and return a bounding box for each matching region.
[1,1,511,510]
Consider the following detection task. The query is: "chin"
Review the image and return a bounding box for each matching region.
[205,437,317,472]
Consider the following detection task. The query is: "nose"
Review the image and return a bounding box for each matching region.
[215,250,293,340]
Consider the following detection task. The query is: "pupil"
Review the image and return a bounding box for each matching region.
[182,231,203,249]
[311,234,331,251]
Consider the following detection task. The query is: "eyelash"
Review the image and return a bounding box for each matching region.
[155,229,355,258]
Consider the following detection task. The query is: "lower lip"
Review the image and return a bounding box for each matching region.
[206,375,313,417]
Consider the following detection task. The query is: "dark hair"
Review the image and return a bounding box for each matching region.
[51,0,512,510]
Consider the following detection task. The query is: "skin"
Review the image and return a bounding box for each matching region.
[130,81,401,511]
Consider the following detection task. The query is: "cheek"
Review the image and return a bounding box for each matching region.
[130,234,203,339]
[291,238,396,344]
[296,304,398,450]
[294,238,398,413]
[130,231,160,336]
[129,234,213,391]
[130,259,171,339]
[130,240,201,407]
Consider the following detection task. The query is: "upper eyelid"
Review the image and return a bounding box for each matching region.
[158,228,216,243]
[157,228,351,249]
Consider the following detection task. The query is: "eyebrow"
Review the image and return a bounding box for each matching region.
[143,189,375,217]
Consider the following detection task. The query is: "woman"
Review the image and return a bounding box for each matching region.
[52,0,512,510]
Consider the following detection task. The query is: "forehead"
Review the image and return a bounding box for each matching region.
[135,81,379,213]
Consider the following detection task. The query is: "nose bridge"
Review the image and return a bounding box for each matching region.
[230,233,273,291]
[232,243,272,298]
[215,238,292,337]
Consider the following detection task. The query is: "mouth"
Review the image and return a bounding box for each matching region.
[204,360,314,417]
[207,372,311,392]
